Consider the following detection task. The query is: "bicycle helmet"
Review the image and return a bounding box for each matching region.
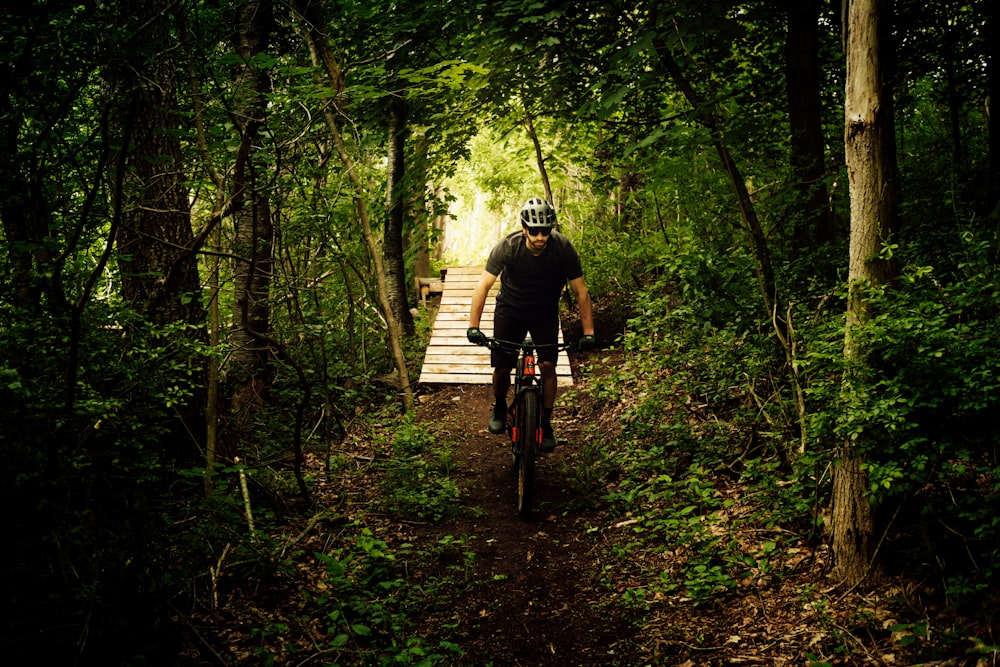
[519,197,557,229]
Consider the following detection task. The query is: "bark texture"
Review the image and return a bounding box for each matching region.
[384,94,415,335]
[228,0,276,432]
[114,0,207,460]
[785,0,835,252]
[833,0,900,587]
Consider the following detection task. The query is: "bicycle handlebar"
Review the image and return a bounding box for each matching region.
[478,336,579,353]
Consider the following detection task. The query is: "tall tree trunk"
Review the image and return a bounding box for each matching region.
[834,0,900,587]
[937,5,964,172]
[384,94,415,335]
[409,136,434,281]
[292,0,414,412]
[114,0,206,460]
[524,107,553,204]
[988,1,999,214]
[0,100,47,310]
[184,12,231,491]
[117,58,202,325]
[785,0,835,253]
[228,0,275,436]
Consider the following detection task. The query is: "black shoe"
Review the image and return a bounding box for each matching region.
[541,424,557,453]
[488,406,506,434]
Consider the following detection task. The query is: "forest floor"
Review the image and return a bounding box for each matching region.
[399,369,829,666]
[199,304,997,665]
[376,356,992,666]
[406,379,649,666]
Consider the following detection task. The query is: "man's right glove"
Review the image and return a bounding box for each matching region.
[577,334,596,351]
[467,327,487,346]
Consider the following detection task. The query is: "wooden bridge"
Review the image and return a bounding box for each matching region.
[417,265,573,386]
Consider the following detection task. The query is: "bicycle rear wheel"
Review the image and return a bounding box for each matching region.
[516,390,539,517]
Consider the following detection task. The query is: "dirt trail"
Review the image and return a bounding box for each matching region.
[414,382,642,666]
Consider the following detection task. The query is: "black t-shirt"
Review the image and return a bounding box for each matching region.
[485,230,583,311]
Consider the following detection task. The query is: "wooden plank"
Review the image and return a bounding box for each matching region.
[436,303,495,314]
[422,357,572,370]
[432,321,485,330]
[419,373,495,383]
[418,264,573,386]
[433,311,485,321]
[424,345,490,364]
[427,349,574,371]
[418,372,573,386]
[424,346,572,357]
[425,335,570,349]
[441,287,499,299]
[421,362,570,373]
[423,348,570,360]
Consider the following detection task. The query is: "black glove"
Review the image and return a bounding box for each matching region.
[467,327,487,346]
[577,334,596,351]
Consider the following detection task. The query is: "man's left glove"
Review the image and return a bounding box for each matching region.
[577,334,596,351]
[467,327,487,346]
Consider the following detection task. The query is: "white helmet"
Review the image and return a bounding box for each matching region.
[519,197,557,228]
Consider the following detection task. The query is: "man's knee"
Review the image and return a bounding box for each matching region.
[539,360,556,377]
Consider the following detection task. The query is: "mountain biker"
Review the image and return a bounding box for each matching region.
[466,197,596,452]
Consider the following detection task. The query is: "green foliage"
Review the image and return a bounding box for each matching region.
[806,256,1000,496]
[0,298,219,662]
[797,234,1000,609]
[376,418,463,522]
[1,0,998,660]
[603,457,785,607]
[253,526,464,666]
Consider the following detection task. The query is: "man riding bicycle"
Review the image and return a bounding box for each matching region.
[467,197,596,452]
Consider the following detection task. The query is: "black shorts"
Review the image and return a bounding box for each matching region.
[490,302,560,368]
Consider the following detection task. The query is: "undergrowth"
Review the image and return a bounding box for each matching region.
[376,416,464,522]
[252,526,467,666]
[569,241,1000,663]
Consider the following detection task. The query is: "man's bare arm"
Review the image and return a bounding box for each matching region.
[468,270,498,329]
[569,276,594,336]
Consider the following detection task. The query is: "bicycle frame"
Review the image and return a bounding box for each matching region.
[481,335,573,517]
[510,340,540,452]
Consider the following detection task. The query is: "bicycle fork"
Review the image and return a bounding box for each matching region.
[510,351,542,453]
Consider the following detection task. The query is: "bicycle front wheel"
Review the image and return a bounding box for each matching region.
[516,390,539,517]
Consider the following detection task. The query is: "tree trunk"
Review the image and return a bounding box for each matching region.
[384,94,415,335]
[114,0,206,460]
[785,0,835,253]
[988,1,999,213]
[937,7,964,172]
[409,136,434,281]
[0,107,47,310]
[117,59,203,327]
[524,108,553,204]
[292,0,414,413]
[830,451,876,580]
[228,0,275,435]
[834,0,900,587]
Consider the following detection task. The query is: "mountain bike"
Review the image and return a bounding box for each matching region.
[476,336,576,517]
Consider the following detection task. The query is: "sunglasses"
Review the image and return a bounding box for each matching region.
[524,226,552,237]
